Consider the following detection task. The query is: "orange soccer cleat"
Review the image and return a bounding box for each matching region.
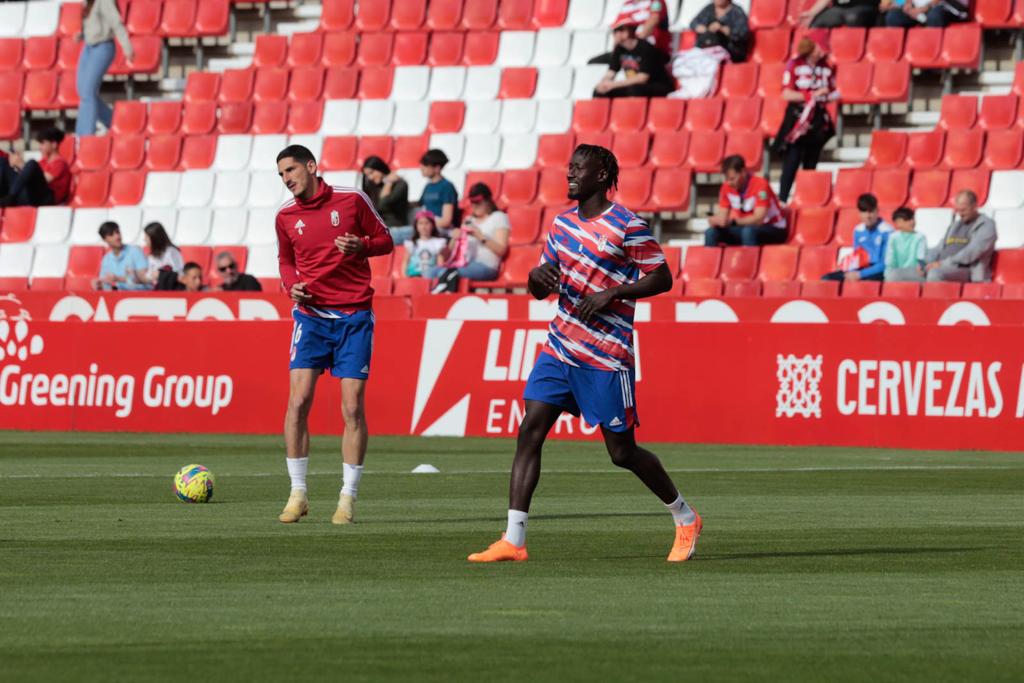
[467,535,528,563]
[667,512,703,562]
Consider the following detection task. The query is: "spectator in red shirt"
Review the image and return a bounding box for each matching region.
[0,127,72,207]
[705,155,789,247]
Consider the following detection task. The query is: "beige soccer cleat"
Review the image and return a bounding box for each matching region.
[331,494,355,525]
[278,489,309,524]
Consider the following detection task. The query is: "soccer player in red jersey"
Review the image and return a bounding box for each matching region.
[468,145,702,563]
[274,145,393,525]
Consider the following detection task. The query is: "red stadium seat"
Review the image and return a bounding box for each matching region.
[961,282,1002,298]
[462,0,498,29]
[289,101,324,135]
[56,70,80,109]
[145,135,183,172]
[941,23,982,69]
[463,31,500,65]
[108,170,147,206]
[791,170,832,209]
[180,135,216,170]
[1014,61,1024,98]
[427,0,463,30]
[507,205,542,245]
[356,136,394,168]
[759,97,788,138]
[498,0,534,29]
[181,100,217,134]
[253,34,288,68]
[323,67,359,100]
[793,207,836,245]
[975,0,1015,25]
[905,27,944,68]
[0,72,24,104]
[57,38,81,71]
[22,72,57,110]
[357,66,394,99]
[320,137,359,171]
[870,60,910,103]
[682,246,722,281]
[58,2,83,38]
[572,99,610,134]
[645,99,684,135]
[71,171,111,208]
[830,168,872,210]
[392,134,429,168]
[661,246,682,278]
[1000,283,1024,299]
[757,61,786,98]
[722,97,762,133]
[429,101,466,133]
[797,246,839,282]
[719,246,760,281]
[499,245,543,288]
[906,130,945,170]
[23,36,57,71]
[684,98,724,133]
[724,280,762,297]
[127,0,162,35]
[111,135,146,170]
[649,130,689,168]
[288,32,324,69]
[0,38,24,71]
[978,94,1018,131]
[836,62,873,104]
[751,28,791,63]
[831,27,866,63]
[749,0,787,28]
[871,168,910,208]
[160,0,198,38]
[501,169,539,206]
[724,132,764,171]
[612,131,651,169]
[866,131,907,168]
[289,67,325,102]
[939,94,978,131]
[921,281,961,299]
[533,0,569,27]
[686,131,726,173]
[909,170,951,208]
[393,32,428,66]
[841,280,881,298]
[464,171,504,202]
[537,167,568,206]
[254,68,290,103]
[720,63,760,98]
[392,278,431,297]
[428,32,465,66]
[111,36,162,75]
[391,0,426,30]
[942,129,985,169]
[219,69,255,104]
[866,28,905,63]
[389,246,408,280]
[798,279,839,298]
[322,32,357,67]
[536,132,574,167]
[758,245,799,282]
[65,246,105,290]
[762,280,801,297]
[358,32,394,68]
[252,101,288,135]
[148,101,183,136]
[648,167,692,211]
[356,0,391,31]
[609,98,649,134]
[111,101,147,137]
[0,207,37,243]
[881,282,920,299]
[321,0,355,31]
[185,71,220,103]
[0,102,18,140]
[683,279,723,297]
[950,168,990,207]
[180,246,212,274]
[983,128,1024,169]
[499,67,537,98]
[615,168,653,207]
[218,102,254,134]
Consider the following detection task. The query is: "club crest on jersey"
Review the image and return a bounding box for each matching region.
[331,210,340,227]
[294,219,305,236]
[598,235,609,253]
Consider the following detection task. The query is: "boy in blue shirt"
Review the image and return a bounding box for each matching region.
[822,193,891,282]
[418,148,458,234]
[95,221,149,290]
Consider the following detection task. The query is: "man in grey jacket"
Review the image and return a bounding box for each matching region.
[925,190,997,283]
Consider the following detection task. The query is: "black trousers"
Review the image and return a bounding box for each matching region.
[778,135,828,204]
[810,5,879,28]
[0,157,54,207]
[594,81,675,99]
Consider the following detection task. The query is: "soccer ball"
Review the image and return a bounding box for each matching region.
[174,464,215,503]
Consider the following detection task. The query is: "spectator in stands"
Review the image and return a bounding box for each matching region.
[925,190,997,283]
[77,0,134,137]
[142,222,185,290]
[0,128,72,207]
[593,21,675,99]
[175,262,205,292]
[591,1,672,64]
[94,221,149,291]
[882,0,968,27]
[361,155,410,238]
[418,149,458,234]
[773,31,838,203]
[429,183,510,292]
[691,0,751,63]
[214,251,262,291]
[821,194,891,283]
[705,155,788,247]
[802,0,880,27]
[884,207,928,282]
[402,210,447,278]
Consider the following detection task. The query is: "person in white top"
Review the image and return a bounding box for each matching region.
[430,183,510,284]
[142,222,184,289]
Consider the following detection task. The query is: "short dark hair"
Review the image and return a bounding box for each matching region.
[276,145,316,165]
[892,207,915,222]
[362,155,390,175]
[182,262,202,274]
[420,148,449,169]
[36,127,65,144]
[98,221,120,239]
[573,144,620,191]
[957,189,978,206]
[721,155,746,174]
[856,193,879,212]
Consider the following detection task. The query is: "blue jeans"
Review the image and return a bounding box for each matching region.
[884,7,954,28]
[388,226,414,244]
[428,262,500,281]
[76,41,116,136]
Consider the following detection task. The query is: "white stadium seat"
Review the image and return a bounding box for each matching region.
[213,135,253,171]
[212,171,252,209]
[320,100,360,136]
[69,208,109,246]
[0,243,34,277]
[322,171,360,188]
[572,65,608,100]
[500,100,538,135]
[142,172,182,208]
[915,208,953,248]
[570,32,610,66]
[108,207,143,244]
[428,66,467,101]
[246,244,280,278]
[247,171,288,209]
[994,209,1024,249]
[288,134,324,161]
[463,67,502,100]
[31,207,72,244]
[22,0,60,37]
[674,0,703,30]
[463,100,502,134]
[178,171,216,208]
[391,101,430,136]
[535,100,574,134]
[248,134,288,170]
[603,0,624,24]
[447,168,468,197]
[533,29,571,67]
[390,66,431,102]
[141,208,178,243]
[398,169,428,204]
[567,0,607,30]
[356,100,395,136]
[209,208,250,245]
[30,244,69,279]
[985,171,1024,210]
[463,134,503,170]
[175,208,213,245]
[245,208,278,245]
[0,2,26,38]
[428,133,465,168]
[536,66,575,99]
[497,31,536,68]
[500,133,539,169]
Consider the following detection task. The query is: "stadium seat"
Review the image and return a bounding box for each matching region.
[614,168,653,207]
[0,38,22,71]
[358,66,395,99]
[719,63,759,99]
[974,0,1015,25]
[427,0,463,30]
[0,207,36,243]
[866,131,907,168]
[127,0,162,35]
[760,280,800,297]
[950,168,990,207]
[506,205,542,245]
[904,27,943,68]
[533,28,571,67]
[56,70,79,109]
[391,134,428,169]
[831,207,860,246]
[880,281,920,299]
[836,62,873,104]
[357,33,393,68]
[69,208,107,246]
[684,98,724,133]
[994,248,1024,284]
[463,171,504,203]
[906,130,945,170]
[392,101,429,136]
[648,167,692,211]
[322,32,356,67]
[683,279,723,297]
[218,69,254,105]
[499,244,543,288]
[686,131,726,173]
[464,31,501,65]
[759,97,788,138]
[987,170,1024,209]
[392,277,431,297]
[724,131,764,171]
[212,135,253,172]
[497,31,536,68]
[108,170,147,207]
[722,280,761,297]
[22,71,57,110]
[961,282,1002,298]
[463,0,499,29]
[792,171,832,209]
[612,132,651,169]
[939,94,978,131]
[429,32,465,67]
[793,207,836,246]
[497,0,534,29]
[391,0,426,30]
[915,207,953,248]
[70,171,111,208]
[288,67,325,103]
[749,0,787,29]
[355,100,395,137]
[500,169,539,205]
[56,37,80,71]
[289,101,324,135]
[0,71,24,105]
[288,32,324,69]
[871,168,911,209]
[181,101,217,136]
[682,246,722,281]
[797,279,838,298]
[535,99,573,134]
[978,94,1018,133]
[722,97,762,133]
[111,135,146,171]
[180,134,217,170]
[942,129,985,170]
[909,170,951,208]
[757,245,799,282]
[841,280,881,298]
[75,136,112,173]
[1000,283,1024,299]
[254,68,290,103]
[321,0,355,31]
[870,60,911,103]
[0,101,18,140]
[609,98,649,134]
[921,281,961,299]
[464,99,501,135]
[323,67,360,100]
[718,246,760,282]
[145,135,182,172]
[147,101,183,136]
[661,246,682,278]
[572,99,610,134]
[649,130,689,168]
[941,23,982,69]
[428,101,466,134]
[253,34,287,68]
[111,101,147,137]
[751,27,791,64]
[388,34,429,69]
[536,132,574,167]
[832,168,872,209]
[499,67,538,98]
[757,62,786,98]
[647,98,685,133]
[160,0,199,38]
[219,102,254,134]
[23,36,57,71]
[356,0,391,31]
[830,27,867,63]
[796,245,839,282]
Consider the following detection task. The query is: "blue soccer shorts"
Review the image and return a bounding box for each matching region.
[289,308,374,379]
[523,352,638,432]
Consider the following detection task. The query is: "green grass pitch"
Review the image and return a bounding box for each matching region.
[1,431,1023,682]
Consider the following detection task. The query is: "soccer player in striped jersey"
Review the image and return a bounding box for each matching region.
[468,145,702,563]
[274,145,393,525]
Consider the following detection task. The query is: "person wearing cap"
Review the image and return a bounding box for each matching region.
[402,210,447,278]
[593,21,675,99]
[772,30,838,204]
[591,1,672,64]
[429,183,510,285]
[802,0,880,28]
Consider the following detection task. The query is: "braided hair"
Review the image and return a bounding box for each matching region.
[573,144,619,192]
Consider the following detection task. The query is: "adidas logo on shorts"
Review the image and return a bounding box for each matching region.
[360,365,369,374]
[609,417,623,427]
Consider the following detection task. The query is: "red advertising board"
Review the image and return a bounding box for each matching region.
[2,317,1023,451]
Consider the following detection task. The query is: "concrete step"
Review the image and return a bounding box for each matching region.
[206,56,253,72]
[274,20,320,36]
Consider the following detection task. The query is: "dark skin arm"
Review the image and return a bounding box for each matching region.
[528,262,559,300]
[578,263,673,322]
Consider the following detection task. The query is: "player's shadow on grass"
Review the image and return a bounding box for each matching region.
[700,546,991,562]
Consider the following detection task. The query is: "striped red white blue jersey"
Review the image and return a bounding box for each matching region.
[539,202,665,372]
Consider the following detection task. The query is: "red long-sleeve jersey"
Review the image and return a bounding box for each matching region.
[275,180,393,314]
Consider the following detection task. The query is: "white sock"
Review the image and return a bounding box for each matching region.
[341,463,363,499]
[286,457,308,493]
[505,509,528,547]
[666,494,696,526]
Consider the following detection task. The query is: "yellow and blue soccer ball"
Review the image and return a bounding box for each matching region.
[174,464,214,503]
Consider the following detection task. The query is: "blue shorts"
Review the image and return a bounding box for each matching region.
[523,352,638,432]
[289,308,374,379]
